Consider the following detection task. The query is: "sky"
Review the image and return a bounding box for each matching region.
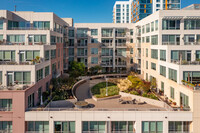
[0,0,198,23]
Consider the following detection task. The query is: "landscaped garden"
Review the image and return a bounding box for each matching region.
[91,82,120,98]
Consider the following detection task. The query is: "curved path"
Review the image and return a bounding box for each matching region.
[75,79,105,101]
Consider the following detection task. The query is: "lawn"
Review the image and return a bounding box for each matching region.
[91,82,119,98]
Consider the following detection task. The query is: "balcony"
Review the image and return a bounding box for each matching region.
[116,62,127,66]
[101,62,113,67]
[7,27,50,30]
[115,43,126,47]
[115,33,126,38]
[76,34,88,38]
[0,42,49,46]
[162,42,180,45]
[0,82,34,91]
[77,43,87,47]
[171,60,200,65]
[184,42,200,45]
[101,53,112,57]
[181,80,200,91]
[0,59,45,66]
[101,43,112,47]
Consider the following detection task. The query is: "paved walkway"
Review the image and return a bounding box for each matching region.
[75,79,105,101]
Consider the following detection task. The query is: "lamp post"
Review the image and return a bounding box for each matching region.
[104,75,108,96]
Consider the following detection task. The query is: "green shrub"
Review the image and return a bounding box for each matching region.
[130,91,139,95]
[142,92,148,97]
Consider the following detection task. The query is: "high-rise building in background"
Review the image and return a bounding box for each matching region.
[113,0,181,23]
[113,1,131,23]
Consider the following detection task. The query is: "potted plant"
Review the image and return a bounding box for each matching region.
[173,102,176,106]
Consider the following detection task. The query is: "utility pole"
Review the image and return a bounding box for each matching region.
[14,5,16,12]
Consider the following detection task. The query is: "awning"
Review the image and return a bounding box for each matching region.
[162,16,183,20]
[185,16,200,19]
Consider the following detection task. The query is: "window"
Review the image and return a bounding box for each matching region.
[0,121,12,132]
[169,121,190,133]
[50,36,56,45]
[160,50,166,61]
[146,61,148,69]
[161,82,164,91]
[69,39,74,46]
[77,29,88,37]
[130,58,133,64]
[184,35,195,45]
[183,71,200,84]
[36,68,43,82]
[155,20,158,31]
[0,35,3,41]
[180,93,189,107]
[151,22,154,32]
[151,49,158,59]
[156,4,160,7]
[69,29,74,37]
[91,48,98,54]
[169,68,177,82]
[102,29,113,37]
[146,36,150,43]
[45,66,50,77]
[55,121,75,133]
[28,93,34,107]
[111,121,135,132]
[184,19,200,30]
[130,29,134,35]
[33,21,50,30]
[82,121,105,132]
[142,26,145,34]
[142,121,163,133]
[26,121,49,132]
[0,71,2,84]
[146,23,150,33]
[162,19,180,30]
[162,35,180,45]
[146,73,148,81]
[91,57,98,64]
[91,38,98,43]
[20,50,40,61]
[51,50,56,59]
[130,39,133,43]
[91,29,98,36]
[0,20,3,30]
[146,49,148,57]
[69,48,74,56]
[31,35,46,44]
[7,35,25,44]
[160,65,166,77]
[45,50,49,61]
[0,99,12,111]
[0,51,15,61]
[151,35,158,45]
[151,62,156,70]
[170,87,175,99]
[130,48,133,54]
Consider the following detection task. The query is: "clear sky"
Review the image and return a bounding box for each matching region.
[0,0,198,23]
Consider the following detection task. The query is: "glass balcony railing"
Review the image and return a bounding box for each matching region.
[171,60,200,65]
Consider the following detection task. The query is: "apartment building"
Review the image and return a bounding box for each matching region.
[0,10,72,133]
[135,8,200,133]
[113,0,181,23]
[113,1,131,23]
[67,23,138,73]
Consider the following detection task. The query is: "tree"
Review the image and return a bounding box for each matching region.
[151,77,157,89]
[69,61,86,78]
[89,65,102,75]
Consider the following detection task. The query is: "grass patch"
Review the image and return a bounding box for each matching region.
[91,82,119,98]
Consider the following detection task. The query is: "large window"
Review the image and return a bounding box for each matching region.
[170,87,175,99]
[33,21,50,30]
[171,50,191,62]
[69,48,74,56]
[29,35,46,45]
[0,51,15,61]
[45,66,50,77]
[68,29,74,37]
[151,21,154,32]
[91,57,98,64]
[0,35,3,41]
[45,51,49,61]
[169,121,190,133]
[0,121,12,133]
[151,35,158,45]
[102,29,113,37]
[7,35,25,44]
[162,35,180,45]
[82,121,105,133]
[77,29,88,37]
[155,20,158,31]
[180,93,189,107]
[184,19,200,30]
[160,50,166,61]
[151,62,156,70]
[183,71,200,84]
[0,20,3,30]
[91,48,98,55]
[26,121,49,132]
[77,48,87,56]
[146,23,150,33]
[142,121,163,133]
[8,20,30,30]
[91,29,98,36]
[184,35,195,45]
[13,71,31,85]
[111,121,135,132]
[51,50,56,59]
[169,68,177,82]
[0,99,12,111]
[146,36,150,43]
[36,69,43,82]
[162,19,180,30]
[151,49,158,59]
[19,50,40,62]
[54,121,75,133]
[196,50,200,60]
[160,65,166,77]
